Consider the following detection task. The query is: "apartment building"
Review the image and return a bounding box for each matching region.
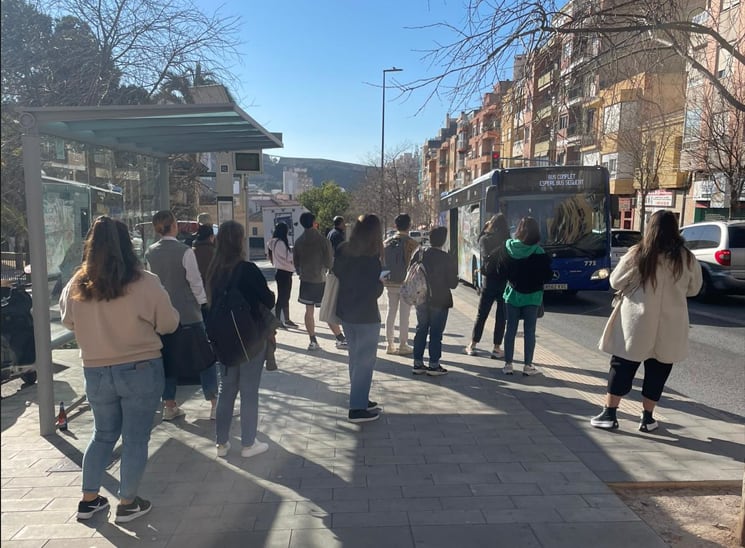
[681,0,744,221]
[420,0,703,230]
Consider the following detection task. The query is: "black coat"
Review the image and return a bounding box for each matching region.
[417,247,458,308]
[333,243,383,324]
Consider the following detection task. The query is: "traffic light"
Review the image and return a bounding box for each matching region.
[491,151,500,169]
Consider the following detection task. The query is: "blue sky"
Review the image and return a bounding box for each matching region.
[195,1,478,165]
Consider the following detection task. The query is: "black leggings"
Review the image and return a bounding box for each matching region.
[274,269,293,321]
[471,278,506,346]
[607,355,673,402]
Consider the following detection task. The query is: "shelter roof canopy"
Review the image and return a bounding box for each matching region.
[17,103,283,157]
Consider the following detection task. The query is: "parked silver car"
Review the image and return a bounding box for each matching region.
[680,220,745,298]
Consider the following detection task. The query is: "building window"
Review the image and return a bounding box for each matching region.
[603,103,621,134]
[559,115,569,129]
[251,227,258,236]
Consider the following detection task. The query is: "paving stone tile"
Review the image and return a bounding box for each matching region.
[530,521,667,547]
[11,524,96,540]
[289,526,413,548]
[167,529,291,548]
[369,497,442,513]
[411,523,541,548]
[483,506,564,524]
[333,486,402,500]
[408,509,486,525]
[556,505,640,522]
[439,495,514,511]
[401,484,473,499]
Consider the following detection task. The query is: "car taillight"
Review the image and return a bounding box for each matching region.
[715,249,731,266]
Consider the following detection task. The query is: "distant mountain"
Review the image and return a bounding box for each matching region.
[247,155,373,192]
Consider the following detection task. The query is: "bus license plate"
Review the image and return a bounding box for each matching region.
[544,283,568,290]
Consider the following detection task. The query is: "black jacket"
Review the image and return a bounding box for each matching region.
[333,243,383,324]
[210,261,275,312]
[494,245,553,294]
[416,247,458,308]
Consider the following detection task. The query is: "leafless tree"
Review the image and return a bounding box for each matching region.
[682,73,744,216]
[405,0,744,113]
[601,71,684,231]
[42,0,242,102]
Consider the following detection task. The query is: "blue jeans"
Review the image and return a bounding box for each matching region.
[342,322,380,410]
[503,304,539,365]
[215,343,265,447]
[82,358,165,500]
[413,305,449,366]
[162,322,217,402]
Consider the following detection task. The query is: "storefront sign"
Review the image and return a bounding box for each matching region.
[618,197,632,211]
[644,189,674,207]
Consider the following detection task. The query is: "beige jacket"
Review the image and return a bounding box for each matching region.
[60,270,180,367]
[599,250,702,363]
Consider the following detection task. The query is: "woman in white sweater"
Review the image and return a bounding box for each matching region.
[60,217,179,523]
[592,210,702,432]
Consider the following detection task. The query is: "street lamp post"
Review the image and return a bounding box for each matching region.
[381,67,402,233]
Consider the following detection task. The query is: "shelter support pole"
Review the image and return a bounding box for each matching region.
[20,113,55,436]
[157,158,170,210]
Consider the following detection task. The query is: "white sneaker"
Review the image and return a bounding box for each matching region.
[490,346,504,359]
[241,441,269,458]
[162,406,185,421]
[398,344,413,356]
[522,364,541,376]
[335,339,349,349]
[216,441,231,457]
[386,344,398,355]
[502,363,514,375]
[465,343,477,356]
[307,341,320,351]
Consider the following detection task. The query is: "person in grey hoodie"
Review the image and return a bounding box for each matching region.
[493,217,553,376]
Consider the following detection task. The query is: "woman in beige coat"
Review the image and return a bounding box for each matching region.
[591,210,702,432]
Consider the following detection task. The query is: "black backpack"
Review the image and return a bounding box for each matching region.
[1,284,35,365]
[205,264,274,366]
[383,236,407,283]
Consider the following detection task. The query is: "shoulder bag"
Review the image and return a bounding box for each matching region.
[161,323,216,379]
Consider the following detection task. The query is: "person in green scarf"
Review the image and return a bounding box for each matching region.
[493,217,553,376]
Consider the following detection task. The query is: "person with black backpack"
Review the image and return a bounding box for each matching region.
[206,221,276,459]
[465,213,511,359]
[383,213,419,355]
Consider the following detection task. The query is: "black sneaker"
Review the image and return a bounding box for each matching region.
[426,366,448,377]
[412,362,427,375]
[114,496,152,524]
[284,320,299,328]
[77,495,109,520]
[638,413,659,432]
[590,407,619,429]
[348,409,380,423]
[367,400,379,410]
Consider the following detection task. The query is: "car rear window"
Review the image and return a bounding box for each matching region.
[728,226,745,248]
[612,231,642,247]
[682,225,721,250]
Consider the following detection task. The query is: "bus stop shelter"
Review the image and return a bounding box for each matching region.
[16,103,283,435]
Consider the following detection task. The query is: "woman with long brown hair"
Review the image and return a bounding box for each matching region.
[60,216,179,523]
[333,214,385,423]
[206,220,276,458]
[592,210,702,432]
[465,213,511,359]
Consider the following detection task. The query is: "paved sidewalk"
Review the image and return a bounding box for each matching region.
[1,262,742,547]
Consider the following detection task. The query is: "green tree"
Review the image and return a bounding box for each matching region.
[298,181,350,234]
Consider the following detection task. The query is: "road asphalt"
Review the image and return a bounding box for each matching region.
[1,260,742,547]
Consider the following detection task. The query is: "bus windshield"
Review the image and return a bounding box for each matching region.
[499,191,609,258]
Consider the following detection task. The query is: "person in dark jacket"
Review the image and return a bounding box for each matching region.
[206,220,276,458]
[333,214,384,423]
[494,217,553,376]
[327,216,346,254]
[465,213,510,359]
[192,224,215,284]
[412,226,458,376]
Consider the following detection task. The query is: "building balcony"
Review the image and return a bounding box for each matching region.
[537,71,554,90]
[534,139,552,156]
[536,104,553,120]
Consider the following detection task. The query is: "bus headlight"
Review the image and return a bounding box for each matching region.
[591,268,610,280]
